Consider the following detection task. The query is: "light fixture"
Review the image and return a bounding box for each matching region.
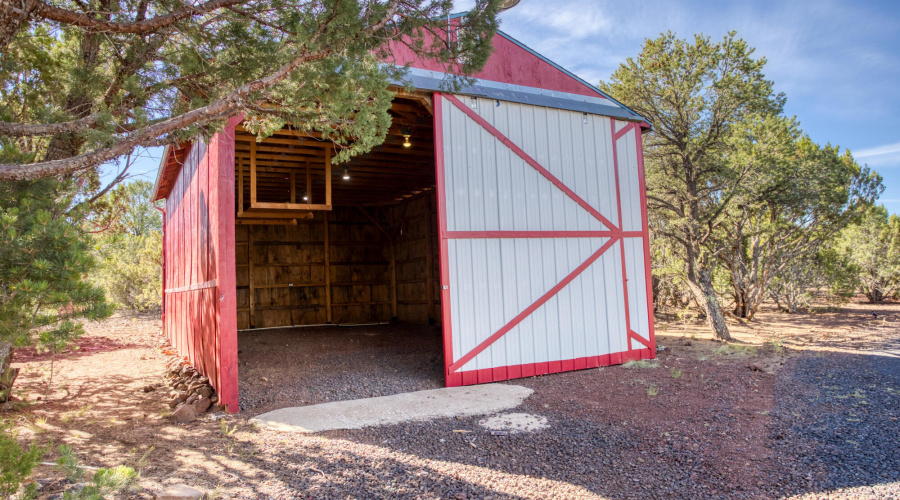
[401,127,412,148]
[342,167,350,180]
[302,192,309,201]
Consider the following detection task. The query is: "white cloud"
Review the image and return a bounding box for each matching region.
[853,141,900,167]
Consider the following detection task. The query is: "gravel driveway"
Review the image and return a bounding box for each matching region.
[771,351,900,499]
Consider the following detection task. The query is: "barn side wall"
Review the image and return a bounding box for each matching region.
[163,120,238,411]
[235,193,440,330]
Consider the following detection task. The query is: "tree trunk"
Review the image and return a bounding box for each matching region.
[0,341,19,403]
[0,0,39,50]
[687,268,732,341]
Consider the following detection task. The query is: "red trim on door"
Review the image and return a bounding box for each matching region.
[445,230,639,239]
[635,127,657,347]
[628,330,652,349]
[433,93,456,383]
[446,347,655,386]
[610,118,635,351]
[614,122,634,141]
[443,94,619,232]
[438,95,656,386]
[448,237,618,373]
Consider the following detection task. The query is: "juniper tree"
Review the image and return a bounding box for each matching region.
[600,32,785,340]
[0,179,114,401]
[0,0,501,184]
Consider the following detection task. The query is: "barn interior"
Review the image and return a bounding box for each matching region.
[232,95,444,406]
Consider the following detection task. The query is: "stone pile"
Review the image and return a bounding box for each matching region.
[164,360,220,423]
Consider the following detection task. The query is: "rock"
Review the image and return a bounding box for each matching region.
[209,395,219,404]
[171,404,198,423]
[158,484,205,500]
[198,386,214,399]
[185,393,199,405]
[168,392,189,408]
[175,383,187,391]
[190,395,212,413]
[142,385,156,393]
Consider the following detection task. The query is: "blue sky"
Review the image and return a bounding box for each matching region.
[119,0,900,214]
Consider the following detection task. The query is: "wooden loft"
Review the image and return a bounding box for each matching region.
[233,95,435,224]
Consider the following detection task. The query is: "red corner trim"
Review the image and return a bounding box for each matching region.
[434,93,457,382]
[448,237,618,373]
[443,94,619,233]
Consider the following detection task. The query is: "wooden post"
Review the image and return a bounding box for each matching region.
[250,141,257,205]
[390,242,397,320]
[238,158,244,215]
[248,227,255,328]
[290,171,296,203]
[323,212,332,323]
[325,147,332,207]
[425,194,435,323]
[305,162,311,203]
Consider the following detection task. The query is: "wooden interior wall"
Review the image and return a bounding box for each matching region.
[235,192,439,329]
[392,191,441,324]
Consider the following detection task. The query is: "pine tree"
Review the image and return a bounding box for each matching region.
[0,179,114,402]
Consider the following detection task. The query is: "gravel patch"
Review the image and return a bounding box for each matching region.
[771,351,900,498]
[238,324,444,414]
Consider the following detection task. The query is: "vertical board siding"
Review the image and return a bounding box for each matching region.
[439,94,654,384]
[443,97,609,233]
[163,120,239,412]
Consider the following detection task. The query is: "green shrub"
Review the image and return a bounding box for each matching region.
[0,420,44,499]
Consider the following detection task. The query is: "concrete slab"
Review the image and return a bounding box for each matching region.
[251,384,533,433]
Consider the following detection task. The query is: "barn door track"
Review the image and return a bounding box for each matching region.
[250,384,533,433]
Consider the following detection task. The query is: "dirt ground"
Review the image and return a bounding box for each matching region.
[3,299,899,499]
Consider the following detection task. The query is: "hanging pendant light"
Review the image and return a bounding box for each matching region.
[401,127,412,148]
[342,167,350,180]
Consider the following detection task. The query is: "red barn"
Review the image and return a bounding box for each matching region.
[151,25,655,412]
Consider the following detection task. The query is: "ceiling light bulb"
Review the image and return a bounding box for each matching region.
[402,134,412,148]
[302,194,309,201]
[342,167,350,180]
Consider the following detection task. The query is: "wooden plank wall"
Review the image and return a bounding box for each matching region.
[393,192,441,324]
[163,119,239,411]
[235,191,439,329]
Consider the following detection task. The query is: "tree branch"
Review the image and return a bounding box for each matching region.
[34,0,248,34]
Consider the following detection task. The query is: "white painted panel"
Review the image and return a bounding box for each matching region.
[623,237,651,343]
[459,240,629,371]
[440,94,650,375]
[447,237,609,368]
[442,98,606,232]
[615,124,643,232]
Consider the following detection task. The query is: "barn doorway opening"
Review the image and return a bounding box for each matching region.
[231,95,444,411]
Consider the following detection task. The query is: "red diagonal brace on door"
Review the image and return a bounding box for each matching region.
[448,237,618,373]
[610,118,637,351]
[443,94,620,233]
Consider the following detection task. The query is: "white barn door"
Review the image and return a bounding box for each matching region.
[433,93,655,387]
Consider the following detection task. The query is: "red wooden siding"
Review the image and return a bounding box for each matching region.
[163,118,239,412]
[388,31,604,98]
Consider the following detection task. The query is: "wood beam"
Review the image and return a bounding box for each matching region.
[250,141,257,205]
[324,212,332,324]
[236,218,298,226]
[248,228,255,328]
[251,202,331,211]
